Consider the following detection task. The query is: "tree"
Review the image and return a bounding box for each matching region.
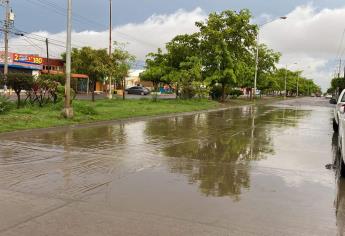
[196,9,257,101]
[5,73,33,108]
[66,47,108,101]
[140,49,169,91]
[107,42,135,100]
[330,77,345,95]
[256,45,281,94]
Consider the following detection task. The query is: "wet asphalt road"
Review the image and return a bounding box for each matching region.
[0,97,343,235]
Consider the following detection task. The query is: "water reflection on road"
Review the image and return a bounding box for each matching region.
[144,106,309,199]
[0,101,341,235]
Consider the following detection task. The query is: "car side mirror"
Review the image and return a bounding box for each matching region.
[330,98,337,104]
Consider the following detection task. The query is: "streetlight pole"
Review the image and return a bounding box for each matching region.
[63,0,73,118]
[254,16,287,99]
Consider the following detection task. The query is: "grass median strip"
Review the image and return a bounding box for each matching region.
[0,98,220,133]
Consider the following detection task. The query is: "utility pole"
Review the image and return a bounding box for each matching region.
[62,0,73,118]
[45,38,50,74]
[253,16,287,100]
[253,34,259,100]
[296,73,299,97]
[107,0,112,99]
[3,0,10,84]
[284,65,288,99]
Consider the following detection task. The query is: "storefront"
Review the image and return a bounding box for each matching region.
[0,51,43,75]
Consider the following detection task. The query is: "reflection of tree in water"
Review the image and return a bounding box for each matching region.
[21,125,127,149]
[145,106,309,199]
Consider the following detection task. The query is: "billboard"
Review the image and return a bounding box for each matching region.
[13,53,43,65]
[0,52,43,70]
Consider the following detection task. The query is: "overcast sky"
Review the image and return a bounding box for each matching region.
[7,0,345,90]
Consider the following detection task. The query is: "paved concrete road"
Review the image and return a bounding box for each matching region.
[0,97,342,235]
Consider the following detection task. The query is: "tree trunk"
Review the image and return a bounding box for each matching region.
[175,84,179,99]
[221,83,226,102]
[122,79,125,100]
[91,82,96,102]
[16,90,21,109]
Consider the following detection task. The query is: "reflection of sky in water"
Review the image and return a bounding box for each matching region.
[0,104,341,235]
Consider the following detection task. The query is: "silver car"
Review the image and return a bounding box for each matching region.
[332,89,345,132]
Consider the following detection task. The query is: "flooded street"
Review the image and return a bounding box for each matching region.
[0,97,342,235]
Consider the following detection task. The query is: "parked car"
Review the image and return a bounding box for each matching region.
[125,86,150,95]
[336,105,345,177]
[331,89,345,132]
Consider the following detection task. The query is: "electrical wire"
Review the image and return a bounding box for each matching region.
[23,0,159,49]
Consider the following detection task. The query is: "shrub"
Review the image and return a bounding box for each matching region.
[228,89,243,98]
[0,95,12,114]
[5,73,34,108]
[210,85,229,101]
[74,103,98,116]
[180,85,195,99]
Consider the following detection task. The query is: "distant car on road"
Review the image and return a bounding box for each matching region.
[325,94,333,99]
[125,86,150,96]
[331,89,345,132]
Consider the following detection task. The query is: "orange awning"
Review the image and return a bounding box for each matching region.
[72,73,89,79]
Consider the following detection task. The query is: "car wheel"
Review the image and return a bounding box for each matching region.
[334,118,339,133]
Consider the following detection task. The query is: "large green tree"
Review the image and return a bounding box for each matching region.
[140,49,169,91]
[67,47,108,101]
[196,9,257,101]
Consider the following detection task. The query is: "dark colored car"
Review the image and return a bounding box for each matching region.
[126,86,150,95]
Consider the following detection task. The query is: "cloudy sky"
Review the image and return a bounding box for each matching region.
[7,0,345,90]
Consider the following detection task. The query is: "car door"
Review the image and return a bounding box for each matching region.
[129,87,137,95]
[336,90,345,124]
[138,87,144,95]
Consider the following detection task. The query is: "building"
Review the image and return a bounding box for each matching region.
[0,51,91,93]
[125,69,153,89]
[41,57,89,94]
[0,51,42,76]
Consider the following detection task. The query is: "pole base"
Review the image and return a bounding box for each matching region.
[107,94,113,99]
[62,107,74,119]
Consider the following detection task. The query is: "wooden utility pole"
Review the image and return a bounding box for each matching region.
[107,0,113,99]
[3,0,10,83]
[284,65,288,99]
[45,38,50,74]
[62,0,73,118]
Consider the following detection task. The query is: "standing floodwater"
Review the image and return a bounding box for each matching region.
[0,98,341,235]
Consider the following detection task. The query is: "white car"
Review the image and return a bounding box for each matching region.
[332,89,345,132]
[336,90,345,176]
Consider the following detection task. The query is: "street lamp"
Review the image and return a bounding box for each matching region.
[254,16,287,99]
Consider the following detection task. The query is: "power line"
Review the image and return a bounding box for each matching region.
[23,0,159,49]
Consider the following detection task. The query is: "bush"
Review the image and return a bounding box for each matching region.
[74,103,98,116]
[0,95,12,114]
[180,86,195,99]
[210,85,229,101]
[228,89,243,98]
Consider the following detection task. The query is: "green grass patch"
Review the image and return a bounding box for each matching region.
[0,98,219,133]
